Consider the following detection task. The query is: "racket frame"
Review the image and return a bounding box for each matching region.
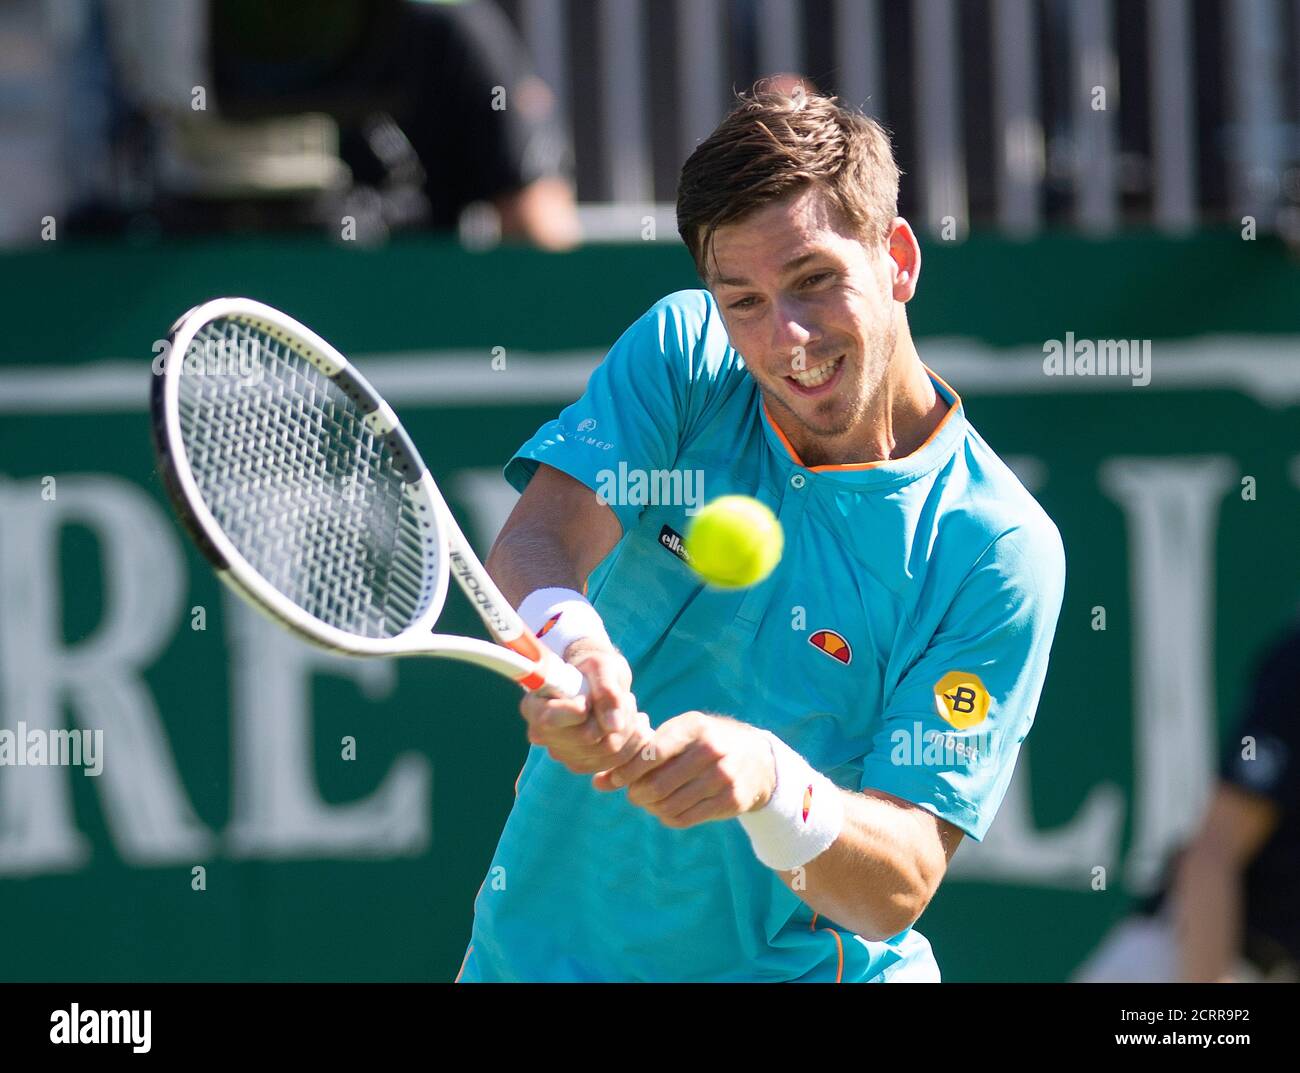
[151,297,583,696]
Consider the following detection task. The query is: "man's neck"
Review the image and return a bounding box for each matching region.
[778,347,949,469]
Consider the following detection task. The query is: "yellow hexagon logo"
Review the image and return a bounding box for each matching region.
[933,671,991,729]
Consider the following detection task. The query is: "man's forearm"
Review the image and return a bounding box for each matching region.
[775,790,945,941]
[1174,848,1243,982]
[485,464,623,608]
[486,524,586,607]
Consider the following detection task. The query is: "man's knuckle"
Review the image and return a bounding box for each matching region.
[550,707,580,729]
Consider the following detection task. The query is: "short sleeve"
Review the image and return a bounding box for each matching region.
[857,520,1066,841]
[1219,628,1300,813]
[504,290,737,534]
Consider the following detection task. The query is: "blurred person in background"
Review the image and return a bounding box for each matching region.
[63,0,579,248]
[1173,618,1300,982]
[1075,618,1300,983]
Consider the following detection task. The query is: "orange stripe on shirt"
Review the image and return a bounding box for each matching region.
[763,364,962,472]
[809,913,845,982]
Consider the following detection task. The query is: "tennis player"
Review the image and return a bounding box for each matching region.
[457,88,1065,982]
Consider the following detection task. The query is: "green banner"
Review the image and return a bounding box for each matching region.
[1,233,1297,981]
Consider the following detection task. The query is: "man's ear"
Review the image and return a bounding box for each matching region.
[887,218,921,301]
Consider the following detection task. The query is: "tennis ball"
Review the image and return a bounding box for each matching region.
[684,495,784,589]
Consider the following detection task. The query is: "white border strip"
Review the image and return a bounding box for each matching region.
[3,336,1300,414]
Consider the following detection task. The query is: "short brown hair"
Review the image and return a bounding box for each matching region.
[676,86,901,282]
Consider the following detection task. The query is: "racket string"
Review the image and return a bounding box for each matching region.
[176,318,435,637]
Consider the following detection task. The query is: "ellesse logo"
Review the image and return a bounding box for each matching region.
[801,785,813,822]
[537,612,562,638]
[658,524,693,565]
[808,629,852,665]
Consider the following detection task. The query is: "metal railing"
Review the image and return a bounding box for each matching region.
[4,0,1298,245]
[500,0,1300,242]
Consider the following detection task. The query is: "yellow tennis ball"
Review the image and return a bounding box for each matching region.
[684,495,784,589]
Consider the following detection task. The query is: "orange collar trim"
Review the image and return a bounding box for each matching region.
[762,365,963,473]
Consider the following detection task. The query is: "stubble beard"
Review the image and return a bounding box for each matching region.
[774,319,898,443]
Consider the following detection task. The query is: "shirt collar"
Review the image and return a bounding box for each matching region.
[758,365,967,488]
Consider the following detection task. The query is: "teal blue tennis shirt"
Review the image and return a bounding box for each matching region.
[458,289,1065,982]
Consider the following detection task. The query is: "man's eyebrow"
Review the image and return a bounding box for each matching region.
[712,251,823,288]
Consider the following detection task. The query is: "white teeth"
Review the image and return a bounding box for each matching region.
[790,355,842,387]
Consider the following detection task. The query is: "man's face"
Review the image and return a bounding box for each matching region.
[707,187,911,450]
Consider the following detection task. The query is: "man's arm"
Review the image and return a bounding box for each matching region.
[488,461,650,764]
[596,712,964,940]
[485,462,622,606]
[496,177,582,251]
[780,789,964,940]
[1171,782,1279,982]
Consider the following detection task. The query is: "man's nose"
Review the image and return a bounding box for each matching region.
[769,297,816,366]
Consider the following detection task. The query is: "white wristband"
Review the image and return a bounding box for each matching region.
[738,730,845,871]
[517,587,611,659]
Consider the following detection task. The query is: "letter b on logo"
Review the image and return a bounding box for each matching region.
[933,671,991,729]
[951,686,977,714]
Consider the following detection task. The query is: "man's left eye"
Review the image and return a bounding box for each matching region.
[802,272,832,287]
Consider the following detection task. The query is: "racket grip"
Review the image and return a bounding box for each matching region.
[534,657,589,699]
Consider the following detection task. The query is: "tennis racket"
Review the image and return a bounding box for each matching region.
[150,296,585,698]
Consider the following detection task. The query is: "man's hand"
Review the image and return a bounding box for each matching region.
[520,639,651,775]
[592,711,777,829]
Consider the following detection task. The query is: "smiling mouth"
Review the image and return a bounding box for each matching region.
[786,354,844,391]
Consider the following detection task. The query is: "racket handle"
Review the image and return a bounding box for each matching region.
[533,657,589,699]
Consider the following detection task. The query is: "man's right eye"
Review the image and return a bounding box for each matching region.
[729,297,759,311]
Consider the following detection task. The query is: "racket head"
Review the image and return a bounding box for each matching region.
[150,298,452,655]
